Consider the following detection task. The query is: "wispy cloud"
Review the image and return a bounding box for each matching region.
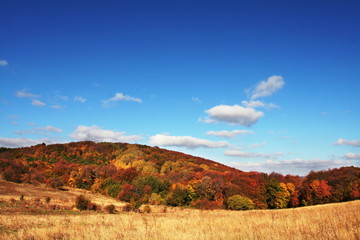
[32,99,46,107]
[51,105,63,110]
[206,129,254,138]
[0,137,59,148]
[225,150,283,159]
[0,60,8,66]
[248,75,285,100]
[74,96,87,103]
[334,138,360,147]
[150,133,229,149]
[70,125,143,143]
[241,100,279,109]
[229,158,352,175]
[342,153,360,160]
[192,97,202,104]
[102,92,142,107]
[205,105,264,127]
[14,125,62,135]
[16,89,40,99]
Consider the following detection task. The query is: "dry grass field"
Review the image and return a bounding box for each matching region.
[0,180,126,211]
[0,180,359,240]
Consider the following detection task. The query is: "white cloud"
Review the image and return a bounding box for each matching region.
[241,100,279,109]
[247,142,266,149]
[334,138,360,147]
[70,125,143,143]
[102,93,142,107]
[198,117,217,124]
[342,153,360,160]
[51,105,63,109]
[38,126,62,133]
[32,99,46,107]
[249,75,285,99]
[16,89,40,98]
[74,96,87,103]
[205,105,264,127]
[206,129,254,138]
[0,60,8,66]
[229,158,353,175]
[0,138,58,148]
[14,125,62,135]
[149,133,229,149]
[225,150,283,159]
[192,97,202,104]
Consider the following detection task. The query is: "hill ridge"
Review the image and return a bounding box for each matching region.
[1,141,359,210]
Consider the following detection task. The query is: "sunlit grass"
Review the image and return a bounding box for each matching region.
[1,200,359,240]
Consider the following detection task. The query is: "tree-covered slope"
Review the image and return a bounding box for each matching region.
[1,141,359,210]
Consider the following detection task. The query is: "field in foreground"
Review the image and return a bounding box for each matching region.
[1,200,359,240]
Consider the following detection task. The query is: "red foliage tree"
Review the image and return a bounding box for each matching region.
[118,183,136,202]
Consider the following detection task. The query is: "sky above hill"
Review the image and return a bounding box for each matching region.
[1,0,359,175]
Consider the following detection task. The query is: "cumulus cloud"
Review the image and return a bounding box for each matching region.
[14,125,62,135]
[241,100,279,109]
[0,138,58,148]
[342,153,360,160]
[206,129,254,138]
[229,158,353,175]
[149,133,229,149]
[334,138,360,147]
[205,105,264,127]
[70,125,143,143]
[74,96,87,103]
[102,93,142,107]
[0,60,8,66]
[32,99,46,107]
[16,89,40,99]
[225,150,283,159]
[249,75,284,100]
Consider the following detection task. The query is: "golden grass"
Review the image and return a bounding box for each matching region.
[1,200,359,240]
[0,180,125,210]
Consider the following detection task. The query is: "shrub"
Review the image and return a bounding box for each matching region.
[45,196,51,204]
[149,193,164,205]
[226,195,255,210]
[104,204,116,214]
[143,205,151,213]
[166,187,191,207]
[75,195,91,211]
[122,204,132,212]
[88,202,100,211]
[191,199,222,210]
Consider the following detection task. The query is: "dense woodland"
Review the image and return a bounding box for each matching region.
[0,141,359,210]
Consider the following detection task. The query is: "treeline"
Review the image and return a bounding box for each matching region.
[0,141,359,210]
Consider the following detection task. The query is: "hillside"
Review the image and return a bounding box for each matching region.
[0,180,125,214]
[0,141,359,210]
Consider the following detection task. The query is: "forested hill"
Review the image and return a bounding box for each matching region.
[1,141,359,210]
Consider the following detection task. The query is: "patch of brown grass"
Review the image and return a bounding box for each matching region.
[1,200,359,239]
[0,180,125,212]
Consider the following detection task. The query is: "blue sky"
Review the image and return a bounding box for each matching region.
[1,0,359,175]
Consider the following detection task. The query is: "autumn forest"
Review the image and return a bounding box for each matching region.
[1,141,359,211]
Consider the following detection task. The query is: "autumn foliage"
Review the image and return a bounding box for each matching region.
[0,141,359,210]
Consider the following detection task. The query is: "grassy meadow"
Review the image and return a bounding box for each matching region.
[1,200,359,240]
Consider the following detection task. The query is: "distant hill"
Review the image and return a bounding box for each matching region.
[1,141,359,210]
